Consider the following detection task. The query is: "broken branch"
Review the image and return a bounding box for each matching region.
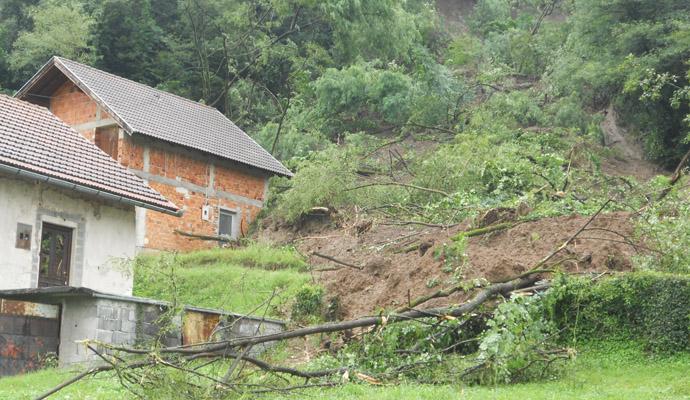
[311,252,363,270]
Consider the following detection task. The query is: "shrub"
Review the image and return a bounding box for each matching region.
[635,184,690,274]
[291,284,324,321]
[474,294,561,384]
[544,272,690,352]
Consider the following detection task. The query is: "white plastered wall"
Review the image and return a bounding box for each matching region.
[0,172,136,295]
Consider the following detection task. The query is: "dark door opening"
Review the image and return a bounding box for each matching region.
[38,223,73,287]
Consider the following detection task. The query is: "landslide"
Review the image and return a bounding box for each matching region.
[260,210,638,319]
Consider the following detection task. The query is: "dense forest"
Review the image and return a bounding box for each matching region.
[1,0,688,165]
[2,1,690,398]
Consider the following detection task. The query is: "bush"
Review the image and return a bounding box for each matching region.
[544,272,690,352]
[474,294,561,384]
[291,284,324,321]
[635,184,690,274]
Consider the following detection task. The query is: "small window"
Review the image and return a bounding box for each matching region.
[218,209,236,238]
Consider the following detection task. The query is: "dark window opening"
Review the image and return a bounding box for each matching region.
[218,209,235,238]
[38,223,73,287]
[94,126,119,159]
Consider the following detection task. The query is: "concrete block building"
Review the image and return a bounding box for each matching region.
[16,56,292,252]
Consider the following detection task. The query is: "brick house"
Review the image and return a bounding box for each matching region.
[16,57,292,252]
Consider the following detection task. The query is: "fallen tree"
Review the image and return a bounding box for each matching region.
[35,273,548,399]
[36,201,616,399]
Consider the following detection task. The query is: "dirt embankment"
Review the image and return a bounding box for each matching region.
[600,105,664,181]
[261,211,638,319]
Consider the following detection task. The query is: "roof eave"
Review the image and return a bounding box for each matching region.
[0,162,182,216]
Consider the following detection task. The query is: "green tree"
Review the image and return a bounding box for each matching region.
[9,0,96,80]
[548,0,690,164]
[96,0,174,87]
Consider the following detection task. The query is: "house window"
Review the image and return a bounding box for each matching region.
[38,223,73,287]
[218,209,236,238]
[94,126,118,159]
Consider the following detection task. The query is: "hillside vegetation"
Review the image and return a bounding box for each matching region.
[1,0,690,399]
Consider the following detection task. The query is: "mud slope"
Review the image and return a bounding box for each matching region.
[262,211,638,319]
[601,105,663,181]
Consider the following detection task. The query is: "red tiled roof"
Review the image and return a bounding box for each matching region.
[16,57,293,177]
[0,94,179,214]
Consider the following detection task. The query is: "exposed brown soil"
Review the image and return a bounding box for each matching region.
[600,106,664,181]
[261,211,639,319]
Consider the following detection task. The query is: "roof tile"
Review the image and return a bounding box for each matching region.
[48,57,292,177]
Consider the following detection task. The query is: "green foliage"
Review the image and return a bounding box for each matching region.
[321,0,432,65]
[544,272,690,352]
[6,347,690,399]
[310,62,414,136]
[547,0,690,164]
[314,318,478,381]
[473,294,562,384]
[273,137,406,222]
[273,144,358,222]
[96,0,173,86]
[291,284,324,321]
[9,0,96,77]
[445,34,481,67]
[635,184,690,274]
[435,234,468,274]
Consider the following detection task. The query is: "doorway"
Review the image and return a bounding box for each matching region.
[38,223,73,287]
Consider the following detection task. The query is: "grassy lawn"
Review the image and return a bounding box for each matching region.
[2,345,689,399]
[132,244,311,317]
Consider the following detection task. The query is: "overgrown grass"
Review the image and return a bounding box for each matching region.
[132,246,311,318]
[175,243,307,271]
[3,344,688,399]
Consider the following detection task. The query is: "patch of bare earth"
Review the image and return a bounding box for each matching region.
[261,211,638,319]
[600,105,664,181]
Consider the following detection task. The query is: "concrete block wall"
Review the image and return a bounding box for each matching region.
[181,310,284,356]
[59,296,283,367]
[60,297,180,366]
[94,299,180,348]
[221,315,284,355]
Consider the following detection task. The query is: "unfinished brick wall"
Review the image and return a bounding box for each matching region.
[46,79,269,252]
[50,81,111,141]
[143,164,264,252]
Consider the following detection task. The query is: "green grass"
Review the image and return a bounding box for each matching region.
[0,367,126,400]
[132,245,312,318]
[3,345,689,399]
[272,346,690,400]
[176,243,307,270]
